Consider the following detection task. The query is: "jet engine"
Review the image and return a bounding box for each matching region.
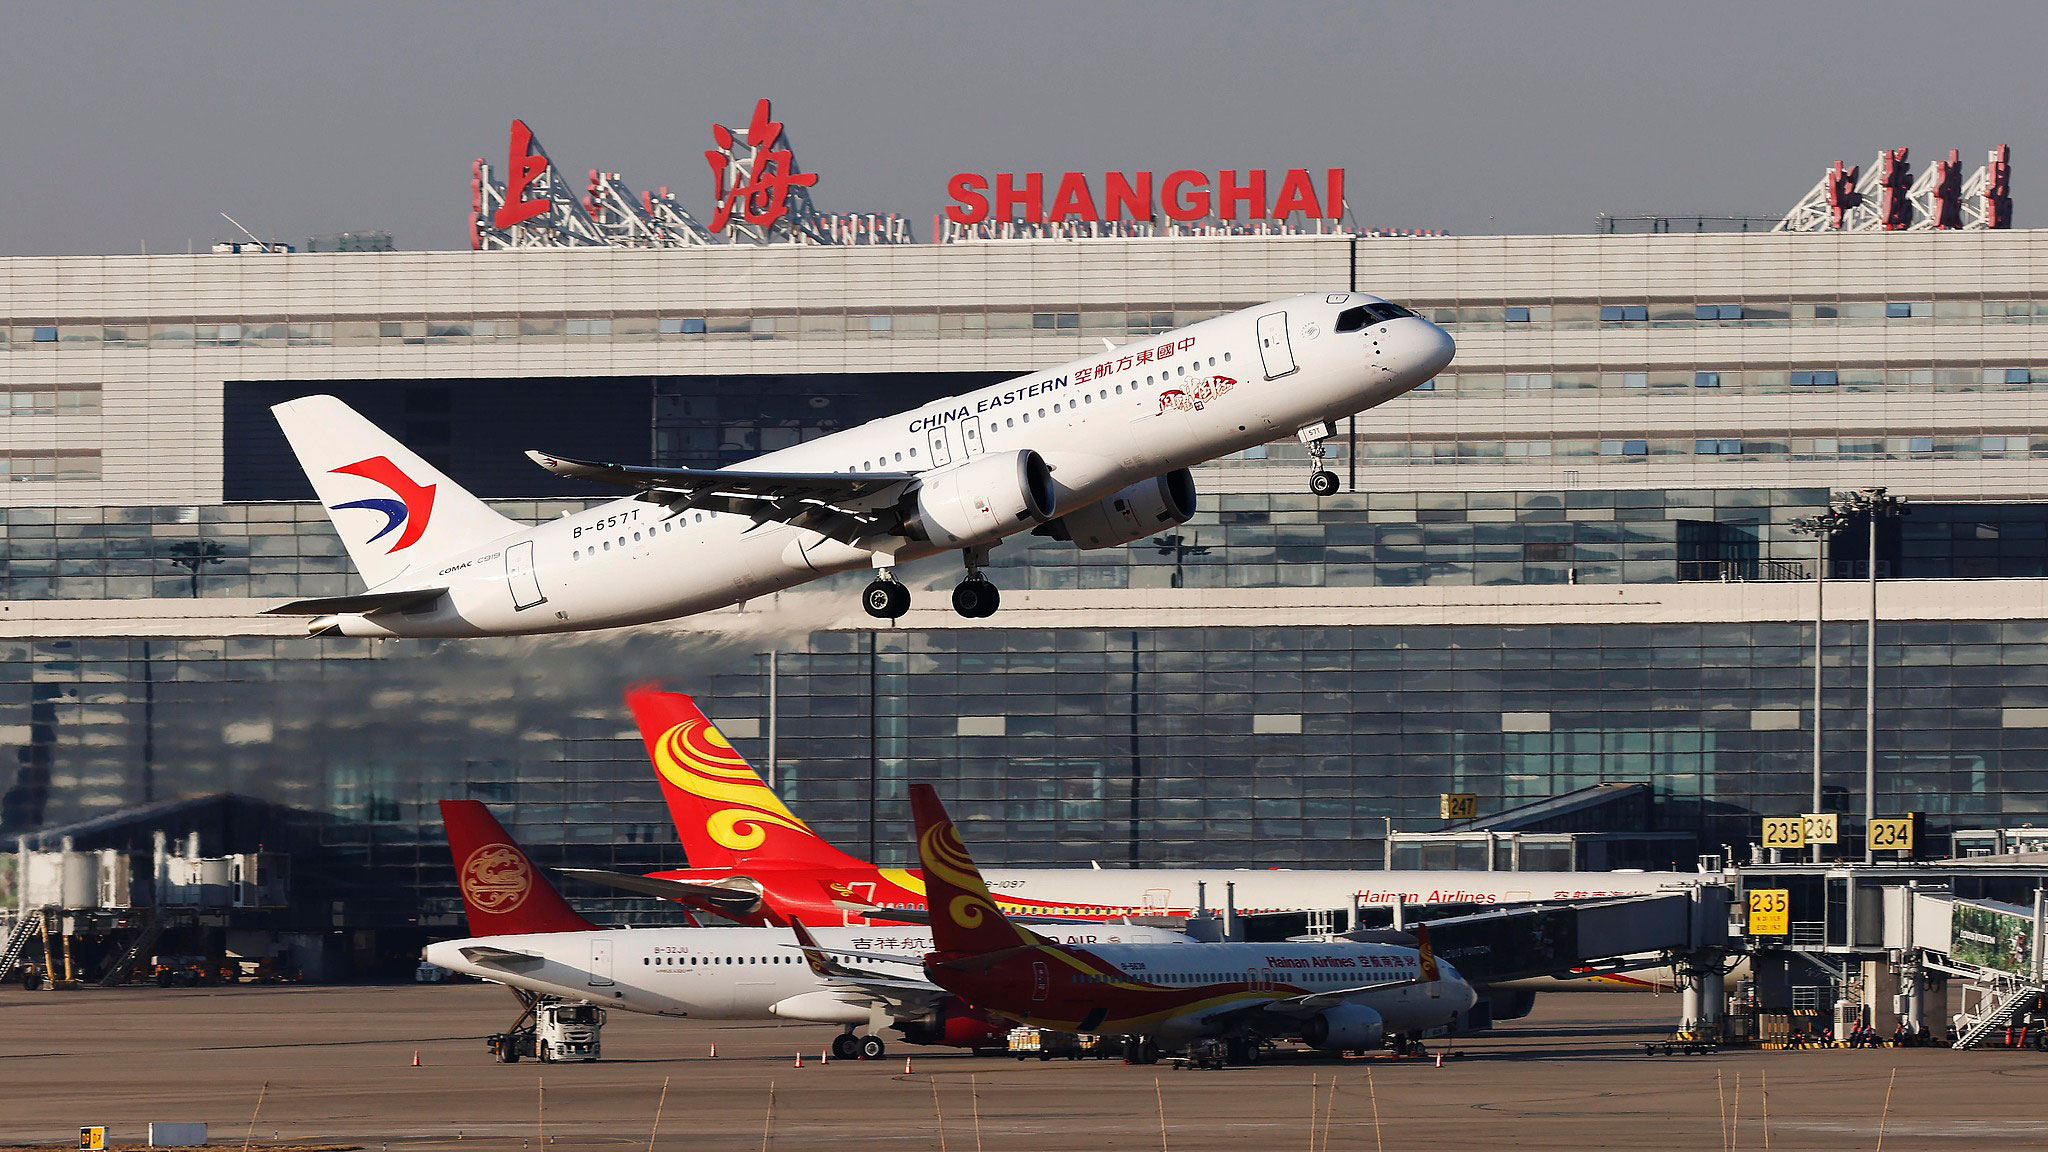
[1299,1003,1385,1052]
[901,450,1057,548]
[896,1001,1008,1049]
[1033,469,1197,550]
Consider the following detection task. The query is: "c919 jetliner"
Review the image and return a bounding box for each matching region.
[269,295,1451,636]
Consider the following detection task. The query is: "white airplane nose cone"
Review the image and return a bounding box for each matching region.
[1416,322,1455,378]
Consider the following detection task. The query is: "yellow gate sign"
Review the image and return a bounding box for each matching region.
[1869,816,1917,853]
[80,1128,105,1152]
[1760,816,1806,850]
[1440,793,1477,820]
[1802,813,1839,845]
[1747,889,1791,936]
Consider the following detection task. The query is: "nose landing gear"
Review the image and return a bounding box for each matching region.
[1298,420,1340,496]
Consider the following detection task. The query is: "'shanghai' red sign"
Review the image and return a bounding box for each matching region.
[945,169,1345,225]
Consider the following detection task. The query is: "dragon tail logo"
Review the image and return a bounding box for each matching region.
[460,843,533,915]
[654,717,814,852]
[329,455,437,553]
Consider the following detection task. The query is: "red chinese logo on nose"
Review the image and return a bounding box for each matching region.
[706,99,818,231]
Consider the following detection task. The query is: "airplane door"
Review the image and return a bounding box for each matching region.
[1257,312,1297,379]
[926,425,954,468]
[505,540,547,611]
[588,937,615,987]
[1032,960,1050,1002]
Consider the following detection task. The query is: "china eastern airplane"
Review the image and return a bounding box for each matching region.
[424,800,1193,1060]
[559,686,1693,932]
[903,783,1477,1064]
[266,294,1453,636]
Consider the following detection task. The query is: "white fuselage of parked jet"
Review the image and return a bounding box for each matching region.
[278,294,1453,636]
[422,922,1192,1024]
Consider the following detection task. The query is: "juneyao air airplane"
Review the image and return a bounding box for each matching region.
[903,783,1477,1065]
[267,294,1453,636]
[423,799,1195,1060]
[559,686,1695,934]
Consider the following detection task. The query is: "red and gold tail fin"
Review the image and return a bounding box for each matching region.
[909,783,1034,958]
[439,800,596,937]
[1415,922,1440,984]
[627,685,870,874]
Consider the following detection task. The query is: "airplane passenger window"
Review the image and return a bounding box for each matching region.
[1224,352,1231,362]
[1100,389,1107,399]
[1022,413,1030,423]
[893,452,902,462]
[909,447,917,457]
[1208,357,1216,367]
[1006,418,1014,427]
[1114,385,1122,394]
[602,540,610,551]
[1038,408,1046,417]
[633,531,641,541]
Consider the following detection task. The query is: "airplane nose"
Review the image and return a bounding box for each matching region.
[1411,319,1455,378]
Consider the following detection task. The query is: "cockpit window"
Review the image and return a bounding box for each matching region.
[1335,302,1416,332]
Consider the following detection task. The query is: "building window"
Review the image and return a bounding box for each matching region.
[1600,439,1649,457]
[2005,368,2033,385]
[1695,439,1742,456]
[1623,372,1648,388]
[1694,372,1722,388]
[1033,313,1078,331]
[1503,306,1531,323]
[1886,302,1915,318]
[1791,370,1839,386]
[1599,305,1648,322]
[1909,437,1935,453]
[1695,304,1743,320]
[32,326,57,343]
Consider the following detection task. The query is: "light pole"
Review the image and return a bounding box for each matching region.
[1788,506,1850,863]
[1832,487,1909,862]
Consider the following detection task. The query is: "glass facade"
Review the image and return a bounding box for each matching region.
[2,618,2041,928]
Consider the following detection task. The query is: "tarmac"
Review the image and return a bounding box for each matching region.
[3,983,2045,1151]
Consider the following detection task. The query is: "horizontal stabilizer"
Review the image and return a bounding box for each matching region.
[557,868,764,918]
[457,945,544,967]
[265,588,447,617]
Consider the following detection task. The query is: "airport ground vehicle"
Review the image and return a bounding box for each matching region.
[488,999,604,1064]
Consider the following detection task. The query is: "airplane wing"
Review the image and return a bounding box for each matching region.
[786,918,951,1016]
[527,452,919,543]
[828,901,1117,928]
[265,588,447,616]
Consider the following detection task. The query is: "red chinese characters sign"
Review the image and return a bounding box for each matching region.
[706,99,818,231]
[493,119,552,230]
[945,169,1346,225]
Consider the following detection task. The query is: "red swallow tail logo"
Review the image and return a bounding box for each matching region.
[329,456,437,553]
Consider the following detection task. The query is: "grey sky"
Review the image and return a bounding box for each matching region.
[1,1,2040,255]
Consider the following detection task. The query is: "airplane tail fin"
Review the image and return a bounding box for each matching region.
[440,800,597,937]
[908,783,1034,957]
[271,395,518,588]
[1415,922,1440,984]
[627,685,872,874]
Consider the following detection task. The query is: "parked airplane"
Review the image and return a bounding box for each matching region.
[561,686,1693,931]
[267,295,1452,635]
[906,783,1477,1064]
[423,799,1193,1060]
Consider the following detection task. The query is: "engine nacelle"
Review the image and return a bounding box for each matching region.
[1299,1003,1385,1052]
[896,1001,1009,1049]
[1033,469,1197,550]
[902,450,1057,548]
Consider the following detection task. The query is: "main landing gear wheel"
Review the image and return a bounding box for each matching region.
[1310,470,1340,496]
[862,579,909,620]
[858,1034,887,1060]
[831,1032,860,1060]
[951,578,1000,618]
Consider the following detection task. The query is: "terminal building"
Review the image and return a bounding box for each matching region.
[3,221,2048,966]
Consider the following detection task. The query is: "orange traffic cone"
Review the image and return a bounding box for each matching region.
[903,1055,914,1074]
[820,1047,830,1065]
[1433,1052,1443,1068]
[709,1042,718,1058]
[411,1049,421,1068]
[794,1050,804,1068]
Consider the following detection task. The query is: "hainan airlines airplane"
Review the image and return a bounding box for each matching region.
[423,800,1192,1060]
[903,783,1477,1064]
[564,687,1693,929]
[267,295,1452,636]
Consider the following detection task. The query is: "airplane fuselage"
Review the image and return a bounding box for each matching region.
[422,922,1192,1024]
[323,294,1452,635]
